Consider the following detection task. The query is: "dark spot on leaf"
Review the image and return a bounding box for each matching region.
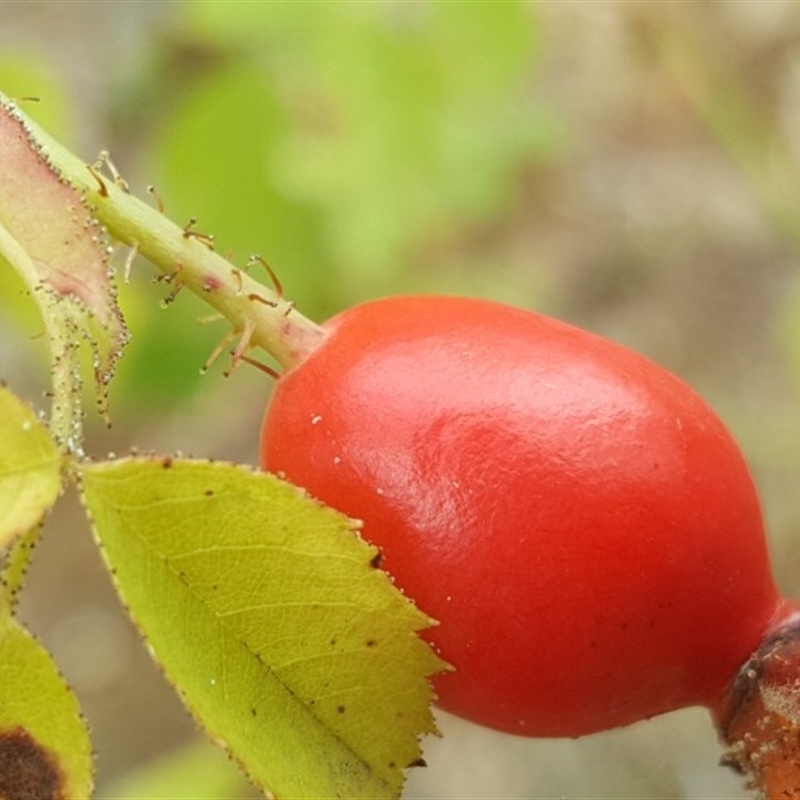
[388,761,396,769]
[365,639,377,647]
[251,708,257,717]
[204,489,214,496]
[329,638,337,647]
[0,726,65,800]
[407,757,427,768]
[337,705,346,714]
[369,551,383,569]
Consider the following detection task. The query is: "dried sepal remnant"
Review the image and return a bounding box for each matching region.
[0,99,129,432]
[717,614,800,799]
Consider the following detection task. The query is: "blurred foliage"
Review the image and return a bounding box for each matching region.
[97,736,251,800]
[169,1,556,300]
[7,0,558,411]
[0,53,70,137]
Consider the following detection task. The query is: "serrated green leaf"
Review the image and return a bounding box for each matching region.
[0,612,93,800]
[79,457,445,800]
[0,384,62,552]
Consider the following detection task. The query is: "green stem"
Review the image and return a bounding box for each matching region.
[0,92,326,373]
[0,219,84,453]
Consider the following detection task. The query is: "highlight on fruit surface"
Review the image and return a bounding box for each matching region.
[259,294,800,798]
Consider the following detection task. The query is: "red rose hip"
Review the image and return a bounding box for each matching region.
[260,294,800,793]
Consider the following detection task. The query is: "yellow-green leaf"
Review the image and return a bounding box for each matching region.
[0,612,93,800]
[0,384,62,551]
[79,457,445,800]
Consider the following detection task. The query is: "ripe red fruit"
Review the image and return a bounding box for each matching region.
[260,295,795,742]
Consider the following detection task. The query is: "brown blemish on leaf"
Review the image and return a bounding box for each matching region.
[0,726,64,800]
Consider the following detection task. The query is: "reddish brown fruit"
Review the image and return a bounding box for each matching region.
[261,295,787,743]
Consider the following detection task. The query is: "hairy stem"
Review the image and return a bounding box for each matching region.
[0,92,325,373]
[0,221,84,453]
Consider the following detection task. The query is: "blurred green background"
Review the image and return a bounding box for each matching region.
[2,2,800,798]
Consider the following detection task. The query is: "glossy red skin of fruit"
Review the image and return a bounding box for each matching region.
[260,295,782,737]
